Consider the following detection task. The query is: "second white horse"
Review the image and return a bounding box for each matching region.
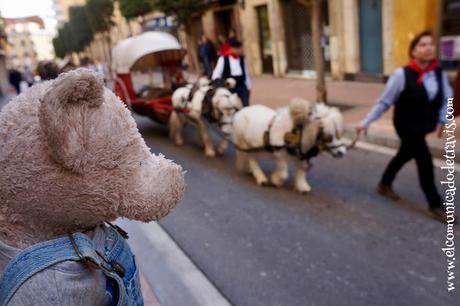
[232,99,347,192]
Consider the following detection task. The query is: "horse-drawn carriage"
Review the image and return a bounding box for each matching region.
[112,31,187,124]
[111,31,350,192]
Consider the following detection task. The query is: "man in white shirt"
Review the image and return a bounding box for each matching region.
[212,39,251,106]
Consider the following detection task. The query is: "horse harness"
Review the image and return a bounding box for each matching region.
[236,114,321,161]
[177,83,238,128]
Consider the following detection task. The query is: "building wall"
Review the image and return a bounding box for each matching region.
[329,0,360,79]
[392,0,440,68]
[4,20,54,69]
[382,0,394,75]
[0,18,10,94]
[240,0,287,77]
[329,0,441,80]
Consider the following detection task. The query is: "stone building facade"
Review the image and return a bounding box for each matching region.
[198,0,448,81]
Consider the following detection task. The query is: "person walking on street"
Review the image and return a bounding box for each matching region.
[198,35,217,79]
[212,39,251,107]
[356,30,452,223]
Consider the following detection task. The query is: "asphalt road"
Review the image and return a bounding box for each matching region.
[133,114,459,306]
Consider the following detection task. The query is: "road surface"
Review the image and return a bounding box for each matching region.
[134,114,458,306]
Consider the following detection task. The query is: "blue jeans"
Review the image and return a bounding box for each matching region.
[0,225,143,306]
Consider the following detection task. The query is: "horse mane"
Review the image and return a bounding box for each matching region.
[288,97,313,126]
[315,102,344,137]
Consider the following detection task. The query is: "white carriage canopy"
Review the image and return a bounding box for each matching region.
[112,31,186,74]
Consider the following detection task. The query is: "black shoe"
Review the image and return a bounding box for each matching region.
[377,183,400,201]
[430,207,447,223]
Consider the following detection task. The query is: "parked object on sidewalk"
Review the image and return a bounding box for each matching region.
[0,69,185,305]
[232,99,347,192]
[171,76,242,157]
[356,30,452,222]
[113,31,186,124]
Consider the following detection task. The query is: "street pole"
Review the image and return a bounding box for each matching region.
[311,0,327,103]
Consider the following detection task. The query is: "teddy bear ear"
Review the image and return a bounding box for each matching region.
[39,68,105,172]
[44,68,104,107]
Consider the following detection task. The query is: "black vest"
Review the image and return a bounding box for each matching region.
[393,66,443,135]
[222,56,246,88]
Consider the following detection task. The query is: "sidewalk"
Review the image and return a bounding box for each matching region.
[250,75,460,160]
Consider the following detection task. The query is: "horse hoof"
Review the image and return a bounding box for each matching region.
[262,181,275,187]
[296,187,311,194]
[216,149,226,156]
[270,176,286,187]
[256,179,269,186]
[205,151,216,158]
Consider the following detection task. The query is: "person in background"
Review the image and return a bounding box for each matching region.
[23,66,34,87]
[356,30,452,223]
[198,35,217,79]
[8,69,22,94]
[218,33,230,56]
[227,29,238,45]
[212,39,251,107]
[218,29,238,57]
[37,61,59,81]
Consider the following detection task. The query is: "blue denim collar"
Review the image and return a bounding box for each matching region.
[0,225,140,306]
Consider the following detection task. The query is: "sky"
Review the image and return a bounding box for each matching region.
[0,0,57,32]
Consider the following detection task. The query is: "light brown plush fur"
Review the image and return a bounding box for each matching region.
[0,69,185,249]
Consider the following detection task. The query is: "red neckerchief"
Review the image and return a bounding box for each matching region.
[407,59,438,84]
[229,52,240,59]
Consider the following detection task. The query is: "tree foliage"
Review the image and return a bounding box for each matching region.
[85,0,114,33]
[151,0,206,28]
[52,22,76,58]
[69,6,94,52]
[119,0,153,20]
[52,36,66,58]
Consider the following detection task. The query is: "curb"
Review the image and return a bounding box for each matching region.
[116,220,232,306]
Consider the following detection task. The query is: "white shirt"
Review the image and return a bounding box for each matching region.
[212,56,251,89]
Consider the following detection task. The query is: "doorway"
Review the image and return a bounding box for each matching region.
[214,8,235,38]
[256,5,273,73]
[359,0,383,74]
[282,0,314,71]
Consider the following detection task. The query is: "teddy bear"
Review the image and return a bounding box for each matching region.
[0,68,185,305]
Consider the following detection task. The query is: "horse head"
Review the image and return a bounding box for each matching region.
[210,87,242,134]
[313,102,347,158]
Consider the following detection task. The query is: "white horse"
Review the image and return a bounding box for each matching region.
[232,99,347,192]
[170,77,242,157]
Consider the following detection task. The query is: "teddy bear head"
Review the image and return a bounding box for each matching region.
[0,69,185,248]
